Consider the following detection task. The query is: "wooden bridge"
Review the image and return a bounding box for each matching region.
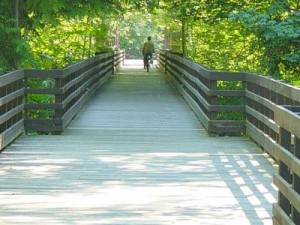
[0,51,300,225]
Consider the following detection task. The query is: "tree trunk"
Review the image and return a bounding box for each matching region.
[181,18,186,58]
[12,0,21,69]
[14,0,20,29]
[114,28,120,50]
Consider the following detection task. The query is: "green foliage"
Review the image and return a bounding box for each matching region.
[158,0,300,84]
[0,2,29,72]
[117,12,164,58]
[230,1,300,81]
[26,77,55,119]
[26,16,114,68]
[184,19,261,72]
[216,81,245,120]
[0,0,124,71]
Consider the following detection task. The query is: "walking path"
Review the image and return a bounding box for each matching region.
[0,60,277,225]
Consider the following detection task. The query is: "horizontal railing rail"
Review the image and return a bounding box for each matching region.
[158,50,300,225]
[0,50,125,150]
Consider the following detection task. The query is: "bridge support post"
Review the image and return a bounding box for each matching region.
[208,80,217,120]
[165,51,168,75]
[293,136,300,224]
[278,127,292,215]
[54,77,64,134]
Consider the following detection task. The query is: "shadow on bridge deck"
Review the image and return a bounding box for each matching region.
[0,60,277,224]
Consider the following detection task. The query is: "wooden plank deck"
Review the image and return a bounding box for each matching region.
[0,60,277,225]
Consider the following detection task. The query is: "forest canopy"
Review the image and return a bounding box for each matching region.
[1,0,299,85]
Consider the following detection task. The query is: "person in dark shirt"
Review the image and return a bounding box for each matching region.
[142,36,155,69]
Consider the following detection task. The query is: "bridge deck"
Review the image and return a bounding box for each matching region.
[0,60,277,225]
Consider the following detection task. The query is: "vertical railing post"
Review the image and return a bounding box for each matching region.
[165,51,168,75]
[17,78,23,123]
[208,80,218,121]
[293,136,300,224]
[113,51,116,75]
[54,75,64,134]
[23,73,28,133]
[278,127,292,215]
[0,84,6,135]
[122,50,125,66]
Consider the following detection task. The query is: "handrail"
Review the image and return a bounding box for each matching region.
[0,50,125,150]
[158,50,300,225]
[158,50,246,134]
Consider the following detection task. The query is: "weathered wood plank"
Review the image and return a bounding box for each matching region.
[0,105,23,124]
[0,70,24,87]
[0,120,24,150]
[273,204,296,225]
[25,69,63,79]
[274,105,300,138]
[0,89,24,107]
[246,106,279,134]
[273,175,300,214]
[246,73,300,103]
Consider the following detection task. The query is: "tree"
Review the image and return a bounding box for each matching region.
[230,0,300,81]
[0,0,28,71]
[0,0,124,71]
[1,0,300,86]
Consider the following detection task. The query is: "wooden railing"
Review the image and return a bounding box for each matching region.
[0,50,124,150]
[0,70,24,150]
[158,50,300,225]
[158,50,246,134]
[24,52,114,133]
[273,106,300,225]
[246,74,300,225]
